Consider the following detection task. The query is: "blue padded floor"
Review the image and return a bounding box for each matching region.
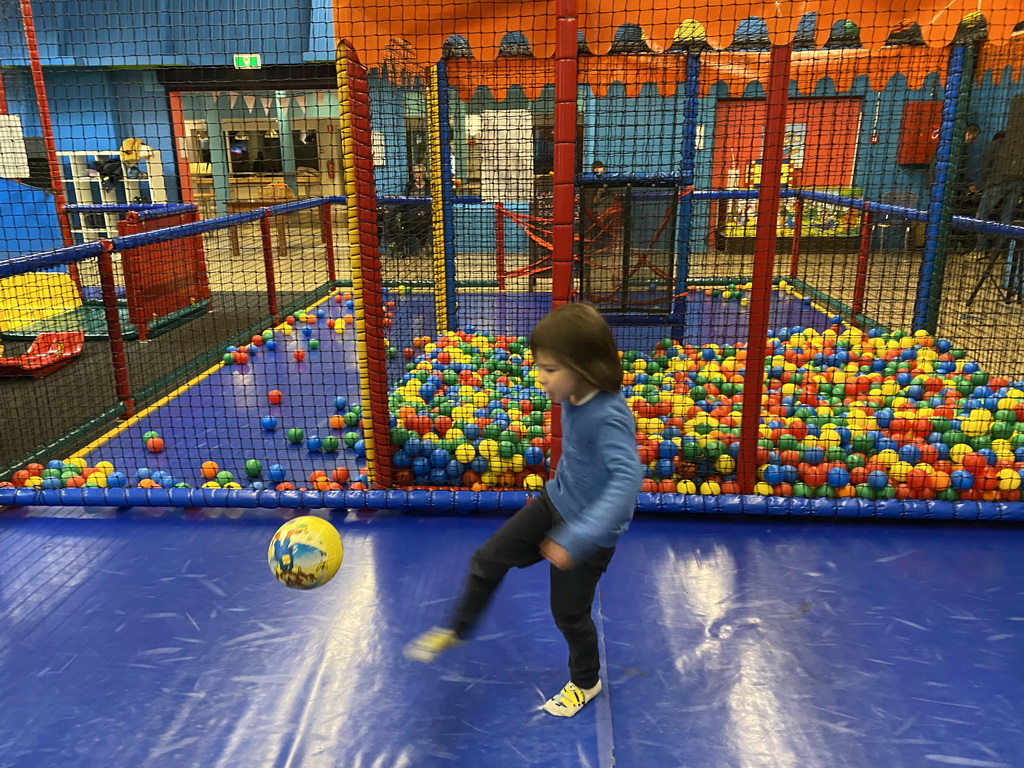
[1,510,1022,767]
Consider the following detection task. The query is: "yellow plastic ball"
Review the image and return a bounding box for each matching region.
[949,444,974,464]
[889,461,913,482]
[268,516,344,590]
[524,474,545,491]
[676,479,697,494]
[715,455,736,474]
[23,475,42,488]
[997,469,1021,491]
[94,461,115,475]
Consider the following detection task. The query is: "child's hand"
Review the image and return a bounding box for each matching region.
[540,538,574,570]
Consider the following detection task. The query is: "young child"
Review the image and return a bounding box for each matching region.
[405,302,644,717]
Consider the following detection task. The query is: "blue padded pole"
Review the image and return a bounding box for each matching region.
[915,45,967,331]
[672,51,701,323]
[435,59,459,332]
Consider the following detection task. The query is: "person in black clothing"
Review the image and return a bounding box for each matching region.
[949,123,981,253]
[975,131,1024,256]
[401,164,432,258]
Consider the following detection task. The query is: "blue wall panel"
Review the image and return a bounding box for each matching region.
[1,0,319,67]
[0,179,64,254]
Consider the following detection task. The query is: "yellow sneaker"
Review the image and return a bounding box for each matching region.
[541,680,602,717]
[404,627,461,663]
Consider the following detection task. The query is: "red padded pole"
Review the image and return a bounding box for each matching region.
[736,45,792,494]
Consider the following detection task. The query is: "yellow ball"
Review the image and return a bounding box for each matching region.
[889,461,913,482]
[268,516,344,590]
[997,469,1021,491]
[94,461,115,475]
[676,479,697,494]
[66,457,87,470]
[23,475,42,488]
[524,474,545,491]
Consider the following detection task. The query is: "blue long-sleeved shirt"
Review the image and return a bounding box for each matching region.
[545,390,644,562]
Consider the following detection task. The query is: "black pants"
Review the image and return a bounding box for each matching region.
[450,492,615,689]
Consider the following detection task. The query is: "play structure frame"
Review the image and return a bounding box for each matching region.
[4,10,1024,519]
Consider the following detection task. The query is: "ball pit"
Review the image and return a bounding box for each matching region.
[14,284,1024,508]
[383,315,1024,500]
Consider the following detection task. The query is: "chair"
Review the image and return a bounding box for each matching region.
[872,190,919,252]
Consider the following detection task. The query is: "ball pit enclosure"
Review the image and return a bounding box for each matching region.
[2,0,1024,520]
[384,283,1024,505]
[5,273,1024,520]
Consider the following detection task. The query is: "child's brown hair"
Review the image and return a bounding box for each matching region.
[529,303,622,392]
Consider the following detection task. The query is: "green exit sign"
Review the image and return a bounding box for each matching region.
[233,54,262,69]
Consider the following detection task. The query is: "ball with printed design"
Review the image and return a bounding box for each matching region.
[267,516,344,589]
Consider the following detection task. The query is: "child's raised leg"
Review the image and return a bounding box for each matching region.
[405,493,559,663]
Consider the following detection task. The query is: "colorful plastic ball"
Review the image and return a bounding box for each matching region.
[302,326,313,337]
[329,415,345,429]
[309,339,320,350]
[826,467,850,488]
[222,353,235,364]
[331,466,350,484]
[146,437,165,453]
[293,350,306,362]
[334,396,348,411]
[996,468,1021,491]
[201,461,219,478]
[245,459,263,478]
[261,416,279,431]
[287,428,305,444]
[268,516,344,590]
[950,469,974,490]
[269,464,287,481]
[524,474,545,491]
[321,436,340,453]
[142,430,160,445]
[307,436,323,452]
[216,470,234,485]
[268,390,284,404]
[866,470,890,491]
